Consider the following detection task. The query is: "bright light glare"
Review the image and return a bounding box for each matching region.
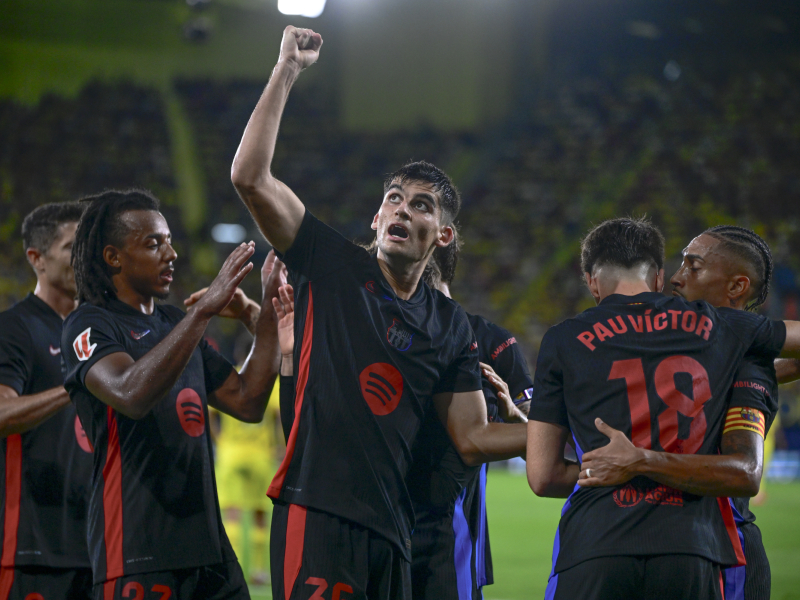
[278,0,326,18]
[211,223,247,244]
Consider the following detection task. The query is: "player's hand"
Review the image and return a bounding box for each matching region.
[578,418,643,488]
[184,286,253,321]
[261,250,288,305]
[272,284,295,357]
[278,26,323,71]
[480,362,527,424]
[192,242,255,318]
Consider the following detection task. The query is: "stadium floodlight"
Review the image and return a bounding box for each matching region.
[277,0,326,18]
[211,223,247,244]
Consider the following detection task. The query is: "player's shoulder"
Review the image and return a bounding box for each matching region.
[156,303,186,323]
[63,302,117,334]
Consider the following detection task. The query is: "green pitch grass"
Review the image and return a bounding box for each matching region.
[251,473,800,600]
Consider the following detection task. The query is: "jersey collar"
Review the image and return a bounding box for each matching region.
[599,291,666,306]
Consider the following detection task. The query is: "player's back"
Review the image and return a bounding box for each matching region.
[532,291,785,572]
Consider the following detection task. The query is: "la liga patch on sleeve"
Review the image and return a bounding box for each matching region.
[723,406,765,438]
[73,327,97,361]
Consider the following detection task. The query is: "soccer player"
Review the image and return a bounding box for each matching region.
[409,236,533,600]
[0,201,92,600]
[231,26,527,600]
[526,217,800,600]
[61,189,282,600]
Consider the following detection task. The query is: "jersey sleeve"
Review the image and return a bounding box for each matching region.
[727,358,776,420]
[434,310,481,395]
[718,308,786,359]
[278,210,369,281]
[487,324,534,401]
[527,327,569,428]
[199,337,235,393]
[62,306,127,394]
[0,312,33,395]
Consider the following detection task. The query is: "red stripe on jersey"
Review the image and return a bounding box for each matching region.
[268,286,314,498]
[0,567,14,600]
[283,504,307,600]
[1,434,22,569]
[104,579,116,600]
[719,569,725,600]
[717,497,746,566]
[103,407,124,580]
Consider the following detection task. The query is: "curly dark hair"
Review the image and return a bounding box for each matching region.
[72,189,161,307]
[703,225,773,311]
[384,161,461,225]
[580,216,665,275]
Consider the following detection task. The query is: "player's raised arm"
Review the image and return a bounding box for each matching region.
[780,320,800,358]
[432,390,527,467]
[83,243,255,420]
[208,251,284,422]
[231,26,322,253]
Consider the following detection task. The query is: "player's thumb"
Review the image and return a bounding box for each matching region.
[595,417,614,438]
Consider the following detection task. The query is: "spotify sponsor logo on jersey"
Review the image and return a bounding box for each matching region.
[360,363,403,415]
[176,388,205,436]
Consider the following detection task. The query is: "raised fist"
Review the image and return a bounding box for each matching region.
[279,26,323,70]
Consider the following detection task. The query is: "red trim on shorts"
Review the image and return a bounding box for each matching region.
[284,504,308,600]
[1,434,22,569]
[104,578,116,600]
[719,569,725,600]
[717,497,746,566]
[103,407,124,580]
[0,567,15,600]
[268,286,314,498]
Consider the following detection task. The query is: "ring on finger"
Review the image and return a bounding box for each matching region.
[586,468,592,478]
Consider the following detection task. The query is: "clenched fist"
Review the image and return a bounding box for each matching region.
[279,26,323,70]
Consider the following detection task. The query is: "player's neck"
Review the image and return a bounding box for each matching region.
[376,254,424,300]
[598,279,655,302]
[34,280,77,320]
[113,286,156,315]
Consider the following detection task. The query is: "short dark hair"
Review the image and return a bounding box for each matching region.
[384,161,461,225]
[423,226,462,288]
[704,225,773,311]
[581,217,665,275]
[22,201,85,254]
[72,189,161,307]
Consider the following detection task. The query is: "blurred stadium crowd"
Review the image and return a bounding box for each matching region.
[2,56,800,454]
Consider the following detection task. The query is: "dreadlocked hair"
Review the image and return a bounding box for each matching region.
[72,189,160,307]
[703,225,773,311]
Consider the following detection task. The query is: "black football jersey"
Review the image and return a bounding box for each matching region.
[726,357,779,528]
[62,299,235,583]
[528,292,786,572]
[0,293,92,569]
[269,211,481,559]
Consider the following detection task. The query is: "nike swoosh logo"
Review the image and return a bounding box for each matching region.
[49,345,61,356]
[131,330,151,340]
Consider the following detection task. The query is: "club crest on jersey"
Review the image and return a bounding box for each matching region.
[73,327,97,361]
[387,319,413,351]
[177,388,205,437]
[130,329,151,340]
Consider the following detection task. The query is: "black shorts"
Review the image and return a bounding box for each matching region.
[0,566,92,600]
[270,502,411,600]
[411,513,480,600]
[722,522,770,600]
[548,555,724,600]
[94,561,248,600]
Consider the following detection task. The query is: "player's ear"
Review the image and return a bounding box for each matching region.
[585,272,601,303]
[728,274,751,307]
[103,245,122,271]
[434,225,454,248]
[654,269,665,293]
[371,213,379,231]
[25,247,44,272]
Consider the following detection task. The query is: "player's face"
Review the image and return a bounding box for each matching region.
[110,210,177,301]
[371,179,451,263]
[41,221,78,298]
[670,234,733,307]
